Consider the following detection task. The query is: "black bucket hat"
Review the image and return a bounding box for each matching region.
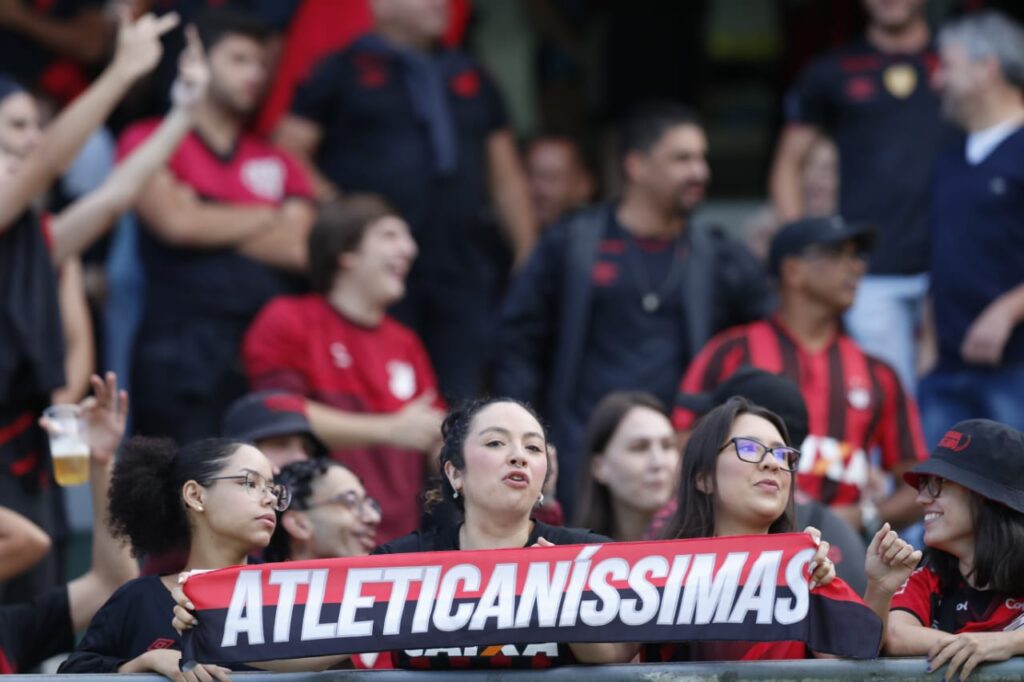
[903,419,1024,514]
[222,390,327,457]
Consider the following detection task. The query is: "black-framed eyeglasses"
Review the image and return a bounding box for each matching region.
[721,437,801,472]
[305,490,382,518]
[916,475,943,499]
[208,471,291,512]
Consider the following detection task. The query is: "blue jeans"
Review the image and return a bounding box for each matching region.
[918,365,1024,449]
[845,273,929,394]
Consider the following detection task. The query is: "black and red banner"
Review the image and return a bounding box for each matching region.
[181,533,881,664]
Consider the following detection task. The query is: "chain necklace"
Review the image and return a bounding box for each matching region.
[621,231,687,313]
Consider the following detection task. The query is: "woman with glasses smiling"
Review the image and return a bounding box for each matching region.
[645,397,920,662]
[888,419,1024,681]
[264,459,382,563]
[59,437,288,680]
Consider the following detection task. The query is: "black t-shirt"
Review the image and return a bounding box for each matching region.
[0,586,73,673]
[785,38,954,274]
[0,209,65,408]
[373,520,610,670]
[290,36,507,278]
[574,215,688,432]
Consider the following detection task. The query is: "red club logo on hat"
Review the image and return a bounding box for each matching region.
[938,430,971,452]
[264,394,306,415]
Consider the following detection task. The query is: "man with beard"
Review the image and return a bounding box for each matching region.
[920,11,1024,440]
[495,101,773,513]
[770,0,953,393]
[122,8,315,443]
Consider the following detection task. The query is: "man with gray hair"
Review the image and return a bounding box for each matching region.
[920,10,1024,446]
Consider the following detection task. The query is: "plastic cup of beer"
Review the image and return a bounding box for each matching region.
[43,404,90,487]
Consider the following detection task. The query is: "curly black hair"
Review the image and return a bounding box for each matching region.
[107,437,245,558]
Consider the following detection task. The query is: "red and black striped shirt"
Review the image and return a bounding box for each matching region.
[674,317,927,505]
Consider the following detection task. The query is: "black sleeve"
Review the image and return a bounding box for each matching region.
[290,52,345,124]
[492,224,567,406]
[478,67,509,133]
[535,522,612,545]
[713,231,776,330]
[0,587,74,673]
[373,531,433,555]
[783,56,835,129]
[58,586,137,673]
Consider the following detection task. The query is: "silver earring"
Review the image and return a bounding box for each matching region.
[452,489,459,499]
[537,493,544,506]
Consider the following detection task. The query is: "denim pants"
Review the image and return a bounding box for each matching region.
[918,364,1024,449]
[845,273,930,394]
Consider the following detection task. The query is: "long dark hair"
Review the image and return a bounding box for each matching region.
[661,397,796,540]
[424,397,549,512]
[924,491,1024,594]
[573,391,670,537]
[108,437,245,557]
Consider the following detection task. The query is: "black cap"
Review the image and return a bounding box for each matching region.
[904,419,1024,514]
[768,215,875,276]
[676,367,810,446]
[222,391,327,456]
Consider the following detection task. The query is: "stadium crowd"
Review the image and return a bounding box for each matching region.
[1,0,1024,679]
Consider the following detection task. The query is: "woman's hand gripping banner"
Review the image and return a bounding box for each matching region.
[181,533,881,664]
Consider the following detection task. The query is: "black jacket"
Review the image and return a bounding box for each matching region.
[494,203,773,502]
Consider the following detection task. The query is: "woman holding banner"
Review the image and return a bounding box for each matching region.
[648,396,921,661]
[59,437,290,681]
[573,391,681,542]
[172,397,634,670]
[888,419,1024,681]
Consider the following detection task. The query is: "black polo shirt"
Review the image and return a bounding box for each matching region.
[785,38,954,275]
[290,35,507,277]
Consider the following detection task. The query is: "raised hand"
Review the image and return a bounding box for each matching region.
[170,24,209,111]
[81,372,129,466]
[110,7,180,83]
[865,522,922,595]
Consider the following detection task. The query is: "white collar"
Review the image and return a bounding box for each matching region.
[965,118,1021,165]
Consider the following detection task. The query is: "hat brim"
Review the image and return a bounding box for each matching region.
[904,458,1024,514]
[235,421,329,458]
[818,222,875,251]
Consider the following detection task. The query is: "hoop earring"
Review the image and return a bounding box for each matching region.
[536,493,544,506]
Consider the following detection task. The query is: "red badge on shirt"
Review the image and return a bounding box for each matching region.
[356,54,390,89]
[450,70,481,98]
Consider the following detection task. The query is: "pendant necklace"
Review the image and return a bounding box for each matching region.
[623,231,687,314]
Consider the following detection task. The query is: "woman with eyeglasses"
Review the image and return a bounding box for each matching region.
[59,437,290,680]
[172,398,632,671]
[644,397,920,662]
[888,419,1024,681]
[264,458,382,563]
